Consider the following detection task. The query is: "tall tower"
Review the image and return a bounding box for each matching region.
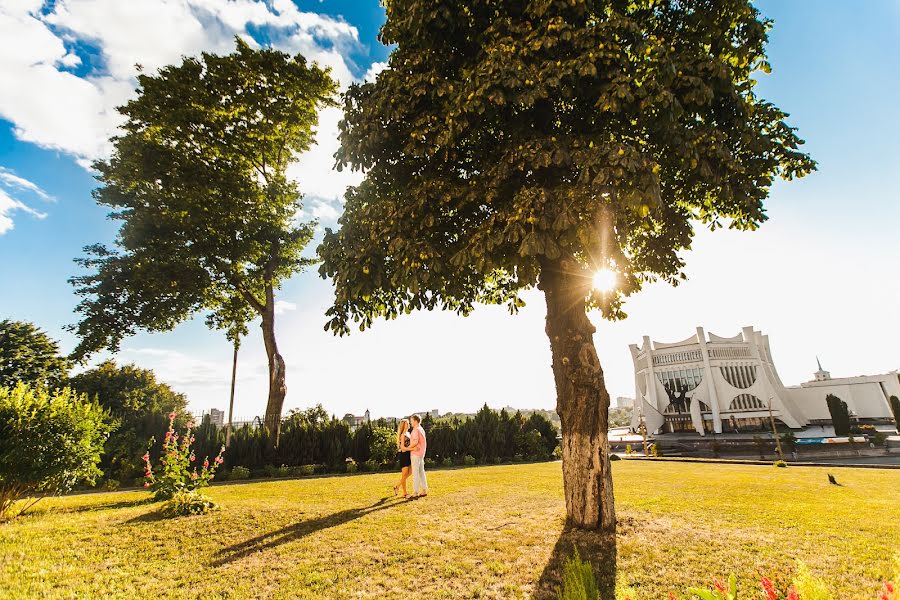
[814,357,831,382]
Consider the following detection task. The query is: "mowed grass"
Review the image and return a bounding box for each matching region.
[1,461,897,599]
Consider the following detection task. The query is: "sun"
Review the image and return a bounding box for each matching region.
[592,268,617,293]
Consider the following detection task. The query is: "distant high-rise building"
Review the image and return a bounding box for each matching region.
[209,408,225,428]
[615,397,634,409]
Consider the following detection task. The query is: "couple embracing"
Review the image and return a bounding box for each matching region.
[393,414,428,499]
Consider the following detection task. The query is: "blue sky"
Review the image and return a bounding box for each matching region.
[0,1,898,421]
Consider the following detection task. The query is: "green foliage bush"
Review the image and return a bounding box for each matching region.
[159,490,217,518]
[345,461,358,474]
[103,479,120,492]
[0,383,112,519]
[774,460,787,468]
[441,457,453,467]
[463,455,476,466]
[228,466,250,481]
[556,550,598,600]
[425,458,436,468]
[826,394,851,437]
[0,320,70,389]
[891,396,900,434]
[368,426,397,465]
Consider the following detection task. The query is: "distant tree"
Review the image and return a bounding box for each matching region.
[351,423,373,463]
[890,395,900,434]
[826,394,851,437]
[368,427,397,464]
[474,404,501,461]
[525,412,559,457]
[0,320,69,389]
[69,361,187,482]
[0,384,112,519]
[68,38,338,446]
[318,0,814,531]
[206,295,255,447]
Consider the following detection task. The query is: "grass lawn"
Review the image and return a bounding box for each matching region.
[1,461,897,599]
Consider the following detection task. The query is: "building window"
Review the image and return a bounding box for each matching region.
[728,394,765,411]
[657,368,704,414]
[720,365,757,389]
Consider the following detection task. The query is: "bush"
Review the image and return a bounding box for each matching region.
[368,427,397,465]
[263,464,278,478]
[556,550,598,600]
[513,454,524,463]
[103,479,120,492]
[159,490,218,518]
[441,457,454,468]
[891,396,900,433]
[552,446,563,460]
[624,444,633,456]
[609,453,621,461]
[275,464,292,478]
[873,432,888,446]
[774,460,787,468]
[345,461,358,474]
[463,455,476,466]
[298,464,315,476]
[142,412,224,500]
[0,384,112,519]
[425,457,436,468]
[826,394,851,437]
[228,466,250,481]
[362,459,379,472]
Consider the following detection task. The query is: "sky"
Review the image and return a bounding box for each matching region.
[0,1,898,421]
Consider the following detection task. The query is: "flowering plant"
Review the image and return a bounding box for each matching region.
[142,412,224,501]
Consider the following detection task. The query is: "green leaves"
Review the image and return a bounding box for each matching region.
[320,0,814,332]
[0,320,70,390]
[70,38,337,359]
[0,383,113,518]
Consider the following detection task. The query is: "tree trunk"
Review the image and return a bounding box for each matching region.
[539,256,616,532]
[226,340,238,448]
[261,295,286,447]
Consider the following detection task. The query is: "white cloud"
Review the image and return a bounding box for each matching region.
[364,61,387,82]
[274,300,297,315]
[120,347,231,388]
[0,0,364,186]
[0,168,49,234]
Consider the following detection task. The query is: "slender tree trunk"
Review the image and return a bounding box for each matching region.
[226,340,238,448]
[539,256,616,532]
[261,290,287,447]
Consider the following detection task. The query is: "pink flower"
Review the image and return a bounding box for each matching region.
[190,453,196,462]
[143,482,150,488]
[669,593,676,600]
[885,581,895,595]
[168,411,176,420]
[713,579,726,592]
[215,457,224,465]
[761,576,777,600]
[191,470,198,480]
[142,452,150,461]
[786,586,799,600]
[203,459,209,468]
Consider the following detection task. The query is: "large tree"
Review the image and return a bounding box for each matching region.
[0,320,69,389]
[319,0,814,531]
[69,361,187,482]
[69,39,337,444]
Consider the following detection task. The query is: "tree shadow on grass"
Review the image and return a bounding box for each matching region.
[62,497,154,514]
[534,526,617,600]
[210,496,401,567]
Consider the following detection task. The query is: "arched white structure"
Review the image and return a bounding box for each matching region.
[630,326,900,435]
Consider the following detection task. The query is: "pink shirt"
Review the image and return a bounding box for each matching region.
[410,425,427,458]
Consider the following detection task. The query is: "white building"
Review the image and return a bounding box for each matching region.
[630,326,899,435]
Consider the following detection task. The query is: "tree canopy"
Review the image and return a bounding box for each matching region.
[319,0,815,330]
[0,319,70,390]
[68,38,338,441]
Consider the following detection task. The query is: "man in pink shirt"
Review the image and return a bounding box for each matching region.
[407,414,428,497]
